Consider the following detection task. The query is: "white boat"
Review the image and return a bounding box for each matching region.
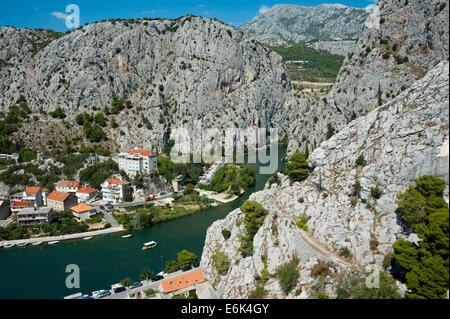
[83,237,93,240]
[32,242,43,246]
[3,242,14,248]
[142,241,157,251]
[48,241,60,245]
[16,241,28,247]
[122,234,132,239]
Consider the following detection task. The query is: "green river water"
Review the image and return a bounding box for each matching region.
[0,147,286,299]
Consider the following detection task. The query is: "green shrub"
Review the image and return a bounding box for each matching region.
[285,151,311,182]
[275,261,299,294]
[212,252,230,275]
[355,154,366,166]
[392,175,449,299]
[165,260,180,273]
[370,186,383,199]
[239,201,268,257]
[221,229,231,240]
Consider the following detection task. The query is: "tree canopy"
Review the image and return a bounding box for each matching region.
[392,175,449,299]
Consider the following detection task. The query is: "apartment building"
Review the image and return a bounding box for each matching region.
[16,207,53,226]
[113,149,158,176]
[10,187,43,207]
[11,201,34,214]
[101,179,130,203]
[76,187,98,203]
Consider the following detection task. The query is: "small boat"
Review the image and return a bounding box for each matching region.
[83,237,93,240]
[142,241,157,251]
[3,242,14,248]
[103,234,111,237]
[122,234,132,239]
[32,242,43,246]
[16,241,28,247]
[48,241,60,245]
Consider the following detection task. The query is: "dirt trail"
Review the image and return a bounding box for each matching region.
[273,189,359,270]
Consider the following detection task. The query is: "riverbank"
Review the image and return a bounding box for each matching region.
[0,226,124,247]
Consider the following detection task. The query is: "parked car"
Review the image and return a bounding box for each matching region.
[96,290,111,298]
[100,206,105,210]
[181,265,192,272]
[112,284,126,293]
[128,282,143,290]
[151,275,164,282]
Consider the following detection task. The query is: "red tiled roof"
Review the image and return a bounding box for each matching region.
[47,191,71,202]
[129,149,157,157]
[76,187,97,194]
[56,181,81,188]
[25,187,41,195]
[160,269,206,293]
[104,179,126,186]
[12,201,33,208]
[71,204,94,213]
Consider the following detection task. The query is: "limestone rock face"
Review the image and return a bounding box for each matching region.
[0,17,296,151]
[239,4,369,43]
[287,0,449,156]
[201,61,449,299]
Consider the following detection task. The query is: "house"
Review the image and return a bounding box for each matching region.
[55,180,81,193]
[159,269,206,297]
[113,149,158,176]
[75,187,98,203]
[70,204,97,222]
[16,207,53,226]
[101,179,130,203]
[10,187,43,207]
[11,201,34,214]
[46,191,78,212]
[23,186,44,207]
[0,201,11,220]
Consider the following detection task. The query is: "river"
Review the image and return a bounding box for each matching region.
[0,146,286,299]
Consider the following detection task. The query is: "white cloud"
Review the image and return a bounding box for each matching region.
[259,5,271,15]
[51,11,69,20]
[141,10,157,16]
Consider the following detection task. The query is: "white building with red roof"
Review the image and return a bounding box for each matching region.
[55,180,81,193]
[114,149,158,176]
[10,187,43,208]
[101,179,130,203]
[76,187,98,203]
[11,201,34,214]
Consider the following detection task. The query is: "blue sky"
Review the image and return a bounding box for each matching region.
[0,0,377,31]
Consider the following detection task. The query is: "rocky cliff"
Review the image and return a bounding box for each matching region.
[200,59,449,298]
[0,16,295,152]
[239,4,369,43]
[287,0,449,155]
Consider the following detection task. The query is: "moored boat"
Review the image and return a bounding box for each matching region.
[103,234,110,237]
[83,237,93,240]
[3,242,14,248]
[17,241,28,247]
[32,242,43,246]
[122,234,132,239]
[48,241,60,245]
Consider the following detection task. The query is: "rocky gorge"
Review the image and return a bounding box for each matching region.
[200,0,449,299]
